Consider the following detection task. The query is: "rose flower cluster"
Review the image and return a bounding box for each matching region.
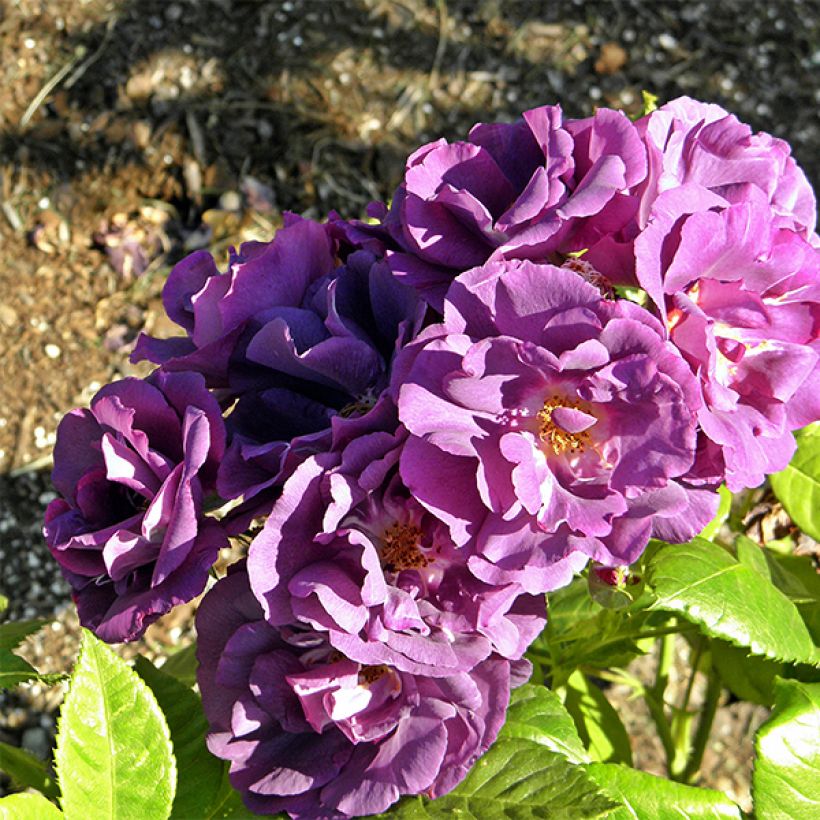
[45,97,818,818]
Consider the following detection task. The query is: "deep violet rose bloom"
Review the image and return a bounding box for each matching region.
[396,260,705,593]
[43,371,228,642]
[133,215,425,506]
[377,104,646,309]
[197,565,516,818]
[248,447,546,676]
[635,185,820,490]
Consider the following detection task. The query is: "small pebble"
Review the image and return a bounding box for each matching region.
[44,343,61,359]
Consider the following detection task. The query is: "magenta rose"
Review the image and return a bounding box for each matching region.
[396,260,705,592]
[635,185,820,490]
[376,104,646,308]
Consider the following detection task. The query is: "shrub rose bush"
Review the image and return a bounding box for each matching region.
[24,95,818,820]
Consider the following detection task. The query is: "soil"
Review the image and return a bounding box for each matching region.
[1,0,818,810]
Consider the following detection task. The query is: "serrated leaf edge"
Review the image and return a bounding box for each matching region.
[55,630,177,820]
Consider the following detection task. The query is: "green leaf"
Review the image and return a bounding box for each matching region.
[711,640,782,706]
[736,535,771,580]
[698,485,732,541]
[202,769,258,818]
[764,551,820,644]
[0,740,59,800]
[771,422,820,541]
[379,739,619,819]
[0,792,63,819]
[753,678,820,819]
[501,684,589,763]
[588,762,742,818]
[134,656,225,819]
[546,576,601,637]
[0,619,47,651]
[564,671,632,765]
[157,642,198,688]
[0,651,40,690]
[646,538,818,665]
[0,595,8,616]
[55,629,176,820]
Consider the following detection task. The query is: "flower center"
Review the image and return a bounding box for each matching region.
[358,664,389,685]
[537,395,593,455]
[561,257,614,299]
[339,387,379,418]
[380,522,429,573]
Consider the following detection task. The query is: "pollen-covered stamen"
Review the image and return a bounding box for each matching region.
[380,522,430,573]
[561,257,614,300]
[339,387,379,418]
[537,395,596,455]
[358,664,389,685]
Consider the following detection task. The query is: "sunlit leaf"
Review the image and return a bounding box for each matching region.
[753,678,820,819]
[646,538,818,665]
[134,656,225,819]
[55,630,176,820]
[770,422,820,541]
[564,671,632,765]
[589,762,741,818]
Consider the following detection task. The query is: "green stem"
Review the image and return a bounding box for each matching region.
[645,633,677,773]
[679,638,704,713]
[681,665,722,783]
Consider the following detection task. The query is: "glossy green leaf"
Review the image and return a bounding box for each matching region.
[647,538,818,665]
[134,656,225,819]
[546,577,601,638]
[55,630,176,820]
[771,423,820,541]
[0,792,63,819]
[588,762,741,818]
[735,535,770,580]
[157,642,198,688]
[501,684,588,763]
[0,740,59,800]
[564,671,632,765]
[378,739,618,818]
[0,619,47,651]
[753,678,820,819]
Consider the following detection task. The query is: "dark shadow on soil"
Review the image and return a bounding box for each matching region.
[2,0,817,223]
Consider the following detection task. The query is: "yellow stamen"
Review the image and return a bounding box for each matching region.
[537,395,592,455]
[381,522,429,573]
[359,664,389,685]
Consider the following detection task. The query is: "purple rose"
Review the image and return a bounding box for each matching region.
[44,371,227,642]
[379,104,646,308]
[586,95,817,287]
[396,260,705,592]
[197,566,514,818]
[636,185,820,490]
[131,215,338,387]
[134,216,425,510]
[248,449,546,675]
[638,96,816,236]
